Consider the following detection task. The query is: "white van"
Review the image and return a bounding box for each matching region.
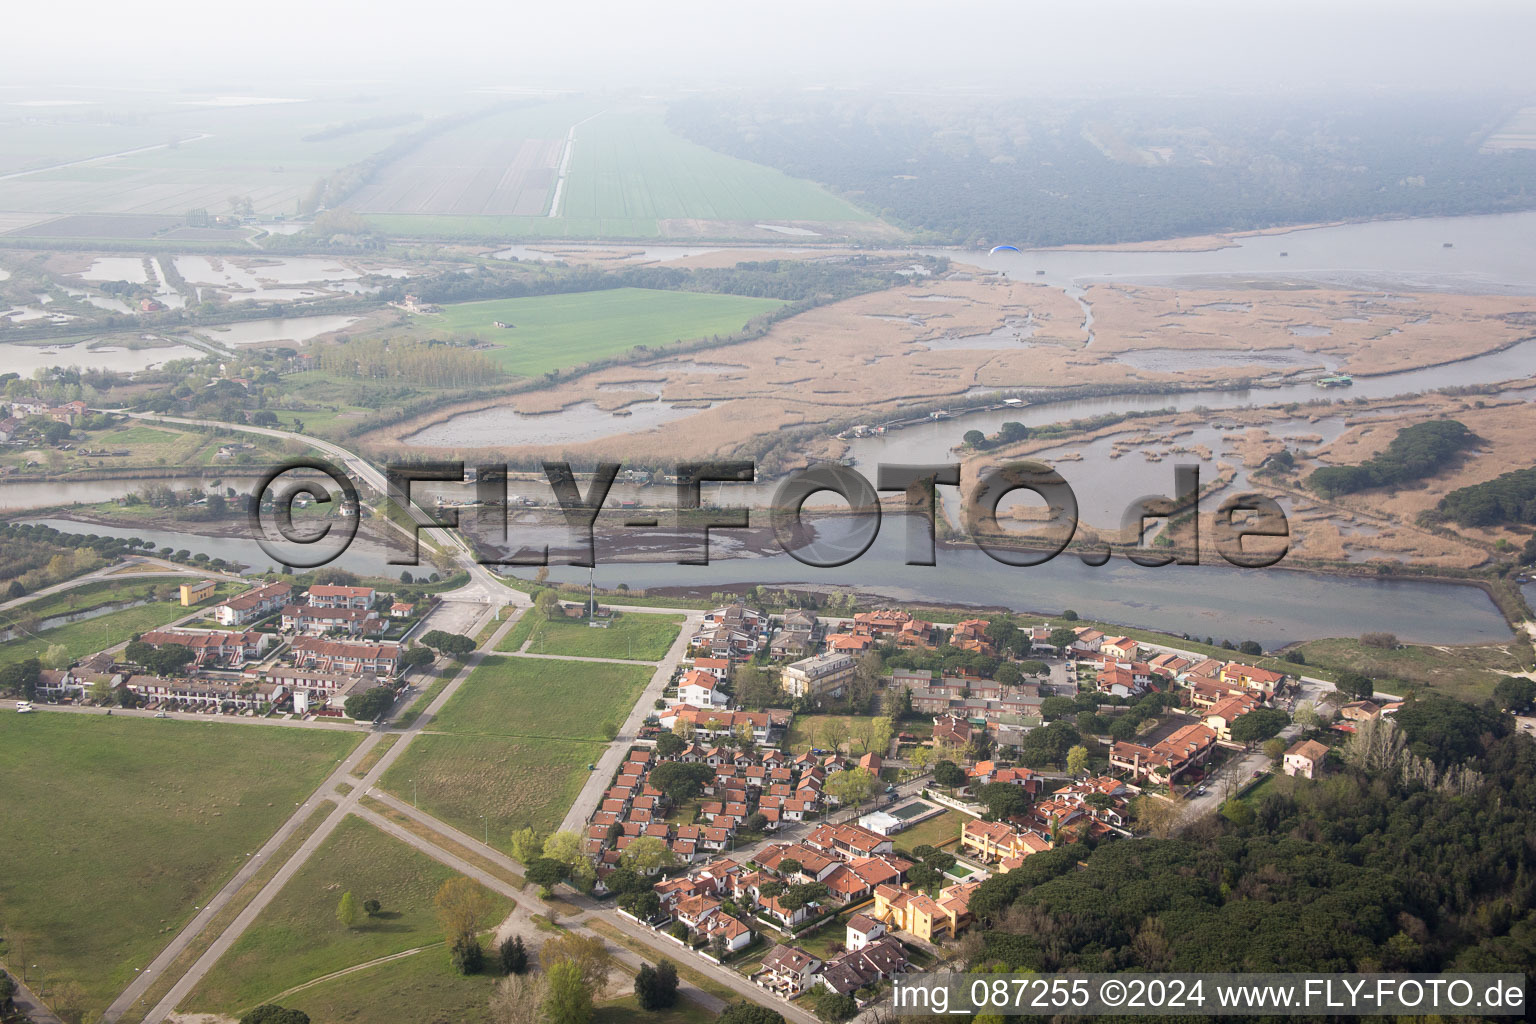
[16,702,34,713]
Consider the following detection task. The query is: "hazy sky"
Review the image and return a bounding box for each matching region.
[6,0,1536,96]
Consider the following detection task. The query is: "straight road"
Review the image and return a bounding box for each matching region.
[556,612,702,835]
[106,599,506,1023]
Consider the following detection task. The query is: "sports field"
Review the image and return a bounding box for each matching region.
[380,655,651,842]
[417,288,783,377]
[186,814,511,1014]
[0,713,360,1014]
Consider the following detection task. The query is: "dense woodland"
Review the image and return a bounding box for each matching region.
[669,95,1536,246]
[1306,420,1475,498]
[1437,466,1536,527]
[959,697,1532,983]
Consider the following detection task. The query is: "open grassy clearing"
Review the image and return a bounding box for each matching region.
[360,796,526,889]
[114,800,338,1024]
[1291,636,1527,701]
[497,611,683,661]
[889,809,972,853]
[427,655,653,742]
[260,935,500,1024]
[412,288,782,378]
[496,611,539,653]
[381,732,602,844]
[185,814,511,1014]
[0,713,359,1016]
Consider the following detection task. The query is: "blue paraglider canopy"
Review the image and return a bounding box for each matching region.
[989,245,1020,254]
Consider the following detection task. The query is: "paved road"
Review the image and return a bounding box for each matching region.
[557,611,702,835]
[100,731,385,1021]
[106,599,506,1024]
[116,411,513,602]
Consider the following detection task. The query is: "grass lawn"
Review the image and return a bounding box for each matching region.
[414,288,783,377]
[186,815,511,1014]
[1292,636,1527,701]
[498,611,683,661]
[274,941,500,1024]
[380,655,649,841]
[891,809,972,853]
[428,655,653,742]
[0,714,359,1016]
[0,588,235,669]
[595,994,720,1024]
[496,611,539,653]
[392,675,451,729]
[382,732,603,845]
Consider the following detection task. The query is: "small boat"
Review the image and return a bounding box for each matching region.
[1314,374,1354,388]
[1442,242,1454,248]
[1279,251,1288,257]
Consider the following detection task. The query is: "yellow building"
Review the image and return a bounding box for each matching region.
[870,881,980,942]
[960,818,1053,866]
[180,579,217,606]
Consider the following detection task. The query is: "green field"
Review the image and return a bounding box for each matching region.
[497,611,683,660]
[272,942,501,1024]
[352,101,877,241]
[382,732,601,842]
[891,808,972,853]
[1291,636,1526,701]
[380,655,650,843]
[0,714,359,1014]
[427,655,652,742]
[186,815,511,1014]
[564,111,872,225]
[418,288,782,377]
[0,586,236,669]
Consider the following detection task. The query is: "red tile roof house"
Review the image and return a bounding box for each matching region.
[304,584,376,609]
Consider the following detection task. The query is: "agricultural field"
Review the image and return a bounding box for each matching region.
[562,110,872,225]
[353,102,881,240]
[380,655,650,841]
[497,611,684,660]
[0,95,451,223]
[186,815,511,1014]
[0,713,360,1015]
[347,102,591,218]
[415,287,783,377]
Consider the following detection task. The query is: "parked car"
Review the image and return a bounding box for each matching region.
[15,702,33,714]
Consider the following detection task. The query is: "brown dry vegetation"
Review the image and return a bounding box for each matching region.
[369,263,1536,469]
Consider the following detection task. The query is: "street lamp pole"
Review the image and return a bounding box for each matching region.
[413,778,417,808]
